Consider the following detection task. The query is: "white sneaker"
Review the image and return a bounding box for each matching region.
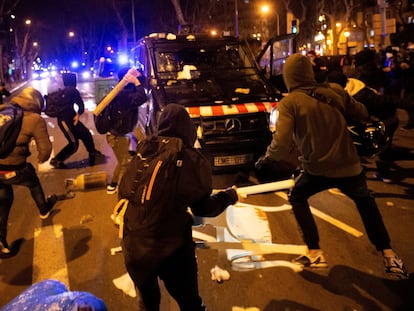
[107,184,118,194]
[384,255,410,279]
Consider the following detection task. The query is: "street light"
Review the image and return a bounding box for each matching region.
[260,3,279,37]
[344,31,350,56]
[235,0,239,37]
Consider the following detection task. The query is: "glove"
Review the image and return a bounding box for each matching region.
[255,155,271,171]
[225,185,239,204]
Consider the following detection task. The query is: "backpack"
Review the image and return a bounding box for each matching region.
[44,89,69,117]
[0,103,24,159]
[113,136,211,238]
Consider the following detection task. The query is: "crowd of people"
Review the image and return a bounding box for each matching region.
[0,48,412,309]
[307,47,414,182]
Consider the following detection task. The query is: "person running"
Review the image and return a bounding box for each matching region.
[50,73,97,168]
[256,53,409,279]
[0,87,57,254]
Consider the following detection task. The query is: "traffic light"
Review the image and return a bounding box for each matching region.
[291,19,298,34]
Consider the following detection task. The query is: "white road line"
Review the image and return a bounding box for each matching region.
[33,224,69,288]
[275,191,363,237]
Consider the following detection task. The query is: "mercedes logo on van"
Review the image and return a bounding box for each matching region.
[225,118,242,132]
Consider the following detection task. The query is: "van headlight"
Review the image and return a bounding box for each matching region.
[268,106,279,133]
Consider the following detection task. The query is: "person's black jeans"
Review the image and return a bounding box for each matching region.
[0,163,48,239]
[123,230,206,311]
[289,170,391,252]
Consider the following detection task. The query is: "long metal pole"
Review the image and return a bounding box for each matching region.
[276,11,280,36]
[235,0,239,37]
[131,0,136,45]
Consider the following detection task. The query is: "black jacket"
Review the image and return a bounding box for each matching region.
[95,84,147,136]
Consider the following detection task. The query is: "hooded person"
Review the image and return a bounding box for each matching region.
[255,53,409,279]
[49,72,97,169]
[119,103,240,311]
[94,67,148,194]
[328,67,414,182]
[0,87,57,254]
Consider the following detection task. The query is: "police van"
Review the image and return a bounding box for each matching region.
[134,32,283,172]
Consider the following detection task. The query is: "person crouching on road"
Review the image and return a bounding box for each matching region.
[0,87,57,254]
[256,53,409,279]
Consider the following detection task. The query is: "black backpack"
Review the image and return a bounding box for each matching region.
[0,103,24,158]
[113,135,211,238]
[44,89,69,117]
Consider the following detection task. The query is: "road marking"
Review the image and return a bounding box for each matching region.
[275,191,363,237]
[33,224,69,288]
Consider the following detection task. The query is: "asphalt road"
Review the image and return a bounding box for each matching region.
[0,79,413,311]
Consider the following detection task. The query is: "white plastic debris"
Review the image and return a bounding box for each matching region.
[110,246,122,255]
[210,265,230,283]
[112,273,137,298]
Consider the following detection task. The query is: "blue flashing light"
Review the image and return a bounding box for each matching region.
[118,54,129,65]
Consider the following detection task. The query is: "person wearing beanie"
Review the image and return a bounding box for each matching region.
[50,72,97,168]
[256,53,409,279]
[0,87,57,254]
[120,104,240,311]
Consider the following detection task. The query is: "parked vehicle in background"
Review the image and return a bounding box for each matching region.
[134,32,283,172]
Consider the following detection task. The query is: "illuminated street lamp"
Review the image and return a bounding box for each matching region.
[260,3,279,37]
[344,31,350,56]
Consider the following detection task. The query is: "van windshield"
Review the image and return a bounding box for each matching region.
[152,41,279,106]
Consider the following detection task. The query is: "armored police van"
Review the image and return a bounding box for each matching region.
[134,32,283,172]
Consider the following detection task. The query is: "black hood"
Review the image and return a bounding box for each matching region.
[157,104,196,147]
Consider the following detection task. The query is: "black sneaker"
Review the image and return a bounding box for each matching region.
[292,251,328,268]
[40,194,58,219]
[384,255,410,279]
[0,237,10,254]
[89,153,96,166]
[50,158,66,169]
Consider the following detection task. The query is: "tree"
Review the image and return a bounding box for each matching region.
[0,0,21,82]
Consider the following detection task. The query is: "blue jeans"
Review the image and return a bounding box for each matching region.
[289,170,391,251]
[0,163,48,240]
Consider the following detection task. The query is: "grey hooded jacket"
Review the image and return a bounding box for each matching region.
[265,53,368,178]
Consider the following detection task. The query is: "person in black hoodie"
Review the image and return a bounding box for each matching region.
[94,67,148,194]
[49,73,97,169]
[120,104,239,311]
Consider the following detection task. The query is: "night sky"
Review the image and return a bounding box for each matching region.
[11,0,179,63]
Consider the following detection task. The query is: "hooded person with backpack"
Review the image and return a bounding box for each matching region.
[255,53,409,279]
[0,87,57,254]
[116,103,239,311]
